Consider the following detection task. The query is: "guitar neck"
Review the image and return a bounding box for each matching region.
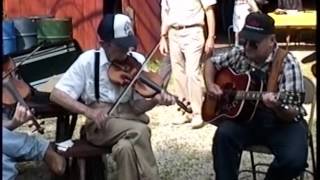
[234,90,301,106]
[234,91,275,101]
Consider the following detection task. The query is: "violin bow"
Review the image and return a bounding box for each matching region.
[3,42,44,79]
[107,43,160,116]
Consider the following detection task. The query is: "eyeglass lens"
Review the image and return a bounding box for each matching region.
[247,40,258,49]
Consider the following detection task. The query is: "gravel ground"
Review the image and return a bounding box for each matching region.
[14,104,316,180]
[13,46,316,180]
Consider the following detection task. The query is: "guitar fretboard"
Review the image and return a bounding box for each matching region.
[230,90,301,105]
[235,91,265,100]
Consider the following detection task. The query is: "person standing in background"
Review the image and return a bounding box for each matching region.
[233,0,260,47]
[277,0,303,11]
[159,0,216,129]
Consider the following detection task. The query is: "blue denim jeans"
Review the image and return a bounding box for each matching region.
[213,109,308,180]
[2,127,49,180]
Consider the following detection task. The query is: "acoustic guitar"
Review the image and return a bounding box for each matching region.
[201,67,302,125]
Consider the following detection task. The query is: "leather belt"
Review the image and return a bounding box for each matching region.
[171,24,203,30]
[235,0,247,5]
[235,2,248,5]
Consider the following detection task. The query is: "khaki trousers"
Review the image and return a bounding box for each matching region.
[84,104,160,180]
[168,26,205,115]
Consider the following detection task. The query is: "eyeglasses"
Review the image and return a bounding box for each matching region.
[246,40,258,49]
[109,42,128,53]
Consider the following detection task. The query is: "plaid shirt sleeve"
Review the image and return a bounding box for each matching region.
[210,47,241,70]
[280,53,304,93]
[279,52,306,121]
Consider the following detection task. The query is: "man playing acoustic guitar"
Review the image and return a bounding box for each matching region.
[203,12,308,180]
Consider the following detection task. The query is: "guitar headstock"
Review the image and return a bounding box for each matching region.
[279,91,304,106]
[175,97,193,114]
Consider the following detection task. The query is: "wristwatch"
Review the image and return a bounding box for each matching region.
[160,33,168,38]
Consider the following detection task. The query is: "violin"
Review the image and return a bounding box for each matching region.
[2,58,31,106]
[2,54,45,134]
[107,52,193,114]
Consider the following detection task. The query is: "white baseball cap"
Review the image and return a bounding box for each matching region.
[98,14,137,49]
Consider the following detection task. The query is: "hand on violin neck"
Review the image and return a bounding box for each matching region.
[12,103,33,128]
[154,91,176,106]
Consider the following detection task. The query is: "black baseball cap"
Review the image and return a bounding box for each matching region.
[240,12,275,42]
[97,14,137,49]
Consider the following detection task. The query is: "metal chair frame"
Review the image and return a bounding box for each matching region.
[238,76,317,180]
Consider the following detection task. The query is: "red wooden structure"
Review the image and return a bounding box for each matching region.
[4,0,316,52]
[3,0,103,50]
[3,0,161,54]
[122,0,161,54]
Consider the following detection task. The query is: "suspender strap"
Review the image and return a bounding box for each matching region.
[267,48,288,92]
[94,50,100,102]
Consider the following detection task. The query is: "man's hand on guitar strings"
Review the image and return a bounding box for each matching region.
[207,83,223,98]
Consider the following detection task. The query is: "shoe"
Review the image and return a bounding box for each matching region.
[44,145,66,175]
[172,114,192,125]
[191,115,204,129]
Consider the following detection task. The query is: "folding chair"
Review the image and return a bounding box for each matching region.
[56,122,113,180]
[238,76,316,180]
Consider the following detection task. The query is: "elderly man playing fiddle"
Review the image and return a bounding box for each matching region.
[50,13,176,180]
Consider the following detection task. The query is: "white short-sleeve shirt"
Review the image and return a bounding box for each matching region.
[55,48,145,105]
[161,0,216,27]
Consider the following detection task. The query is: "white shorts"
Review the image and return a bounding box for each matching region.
[233,4,250,32]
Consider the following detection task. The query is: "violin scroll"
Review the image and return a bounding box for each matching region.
[175,97,192,114]
[28,121,45,133]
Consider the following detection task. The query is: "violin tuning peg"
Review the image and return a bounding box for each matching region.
[182,97,186,102]
[187,102,190,105]
[177,108,181,111]
[27,121,34,128]
[40,121,45,125]
[182,111,186,115]
[30,108,36,114]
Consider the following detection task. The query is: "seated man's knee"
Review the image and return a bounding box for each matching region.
[2,154,18,179]
[132,123,151,138]
[280,152,308,172]
[214,121,237,142]
[112,139,134,155]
